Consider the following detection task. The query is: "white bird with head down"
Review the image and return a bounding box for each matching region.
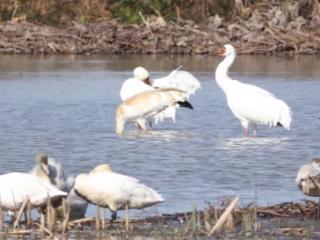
[215,44,292,136]
[120,66,200,124]
[29,153,88,220]
[296,158,320,197]
[120,66,154,101]
[115,88,193,134]
[74,164,164,221]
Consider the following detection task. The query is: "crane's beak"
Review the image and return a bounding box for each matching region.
[218,47,226,56]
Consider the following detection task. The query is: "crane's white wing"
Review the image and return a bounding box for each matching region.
[227,81,289,127]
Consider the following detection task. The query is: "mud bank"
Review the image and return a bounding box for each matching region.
[1,1,320,56]
[2,200,320,239]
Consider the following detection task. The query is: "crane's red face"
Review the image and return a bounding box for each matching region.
[218,47,226,56]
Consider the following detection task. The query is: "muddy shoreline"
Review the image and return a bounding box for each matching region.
[2,200,320,239]
[1,2,320,56]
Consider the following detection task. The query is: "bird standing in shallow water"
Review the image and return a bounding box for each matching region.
[115,88,193,134]
[215,44,292,137]
[120,66,200,126]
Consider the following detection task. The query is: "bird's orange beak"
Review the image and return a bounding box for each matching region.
[218,47,226,56]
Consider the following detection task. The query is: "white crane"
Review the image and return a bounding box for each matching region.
[215,44,292,136]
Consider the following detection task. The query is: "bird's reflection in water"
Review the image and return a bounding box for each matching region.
[217,136,290,150]
[122,129,195,142]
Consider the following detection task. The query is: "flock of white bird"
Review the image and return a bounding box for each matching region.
[0,44,317,225]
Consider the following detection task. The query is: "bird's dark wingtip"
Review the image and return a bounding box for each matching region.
[277,122,283,127]
[177,101,193,109]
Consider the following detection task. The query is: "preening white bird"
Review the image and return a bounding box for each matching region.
[30,153,68,190]
[296,158,320,197]
[152,66,201,97]
[30,153,88,219]
[0,172,67,211]
[74,164,164,220]
[115,88,193,134]
[120,66,154,101]
[120,66,200,124]
[215,44,292,136]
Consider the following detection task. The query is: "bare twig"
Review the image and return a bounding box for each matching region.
[209,195,240,236]
[35,223,53,237]
[13,198,29,229]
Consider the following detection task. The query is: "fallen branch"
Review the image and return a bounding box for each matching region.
[209,195,239,236]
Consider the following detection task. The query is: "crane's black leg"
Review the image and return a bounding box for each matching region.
[111,211,117,221]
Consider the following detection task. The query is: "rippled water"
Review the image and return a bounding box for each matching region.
[0,54,319,218]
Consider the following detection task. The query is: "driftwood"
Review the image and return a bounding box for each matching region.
[0,0,320,56]
[209,195,239,236]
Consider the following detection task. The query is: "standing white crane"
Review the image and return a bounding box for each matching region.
[215,44,292,136]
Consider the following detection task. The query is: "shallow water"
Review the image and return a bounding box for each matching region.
[0,54,319,218]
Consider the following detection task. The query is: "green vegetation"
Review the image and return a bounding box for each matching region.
[0,0,239,25]
[0,0,110,25]
[0,0,317,25]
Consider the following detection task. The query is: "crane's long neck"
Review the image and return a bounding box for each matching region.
[215,53,236,91]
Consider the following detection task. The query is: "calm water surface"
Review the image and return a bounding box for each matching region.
[0,54,319,218]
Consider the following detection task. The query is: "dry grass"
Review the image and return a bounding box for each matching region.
[0,198,319,239]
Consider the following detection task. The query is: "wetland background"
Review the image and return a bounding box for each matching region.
[0,54,319,217]
[0,0,320,238]
[0,0,320,54]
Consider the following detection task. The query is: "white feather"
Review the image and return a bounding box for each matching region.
[152,68,201,97]
[0,172,66,210]
[120,77,154,101]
